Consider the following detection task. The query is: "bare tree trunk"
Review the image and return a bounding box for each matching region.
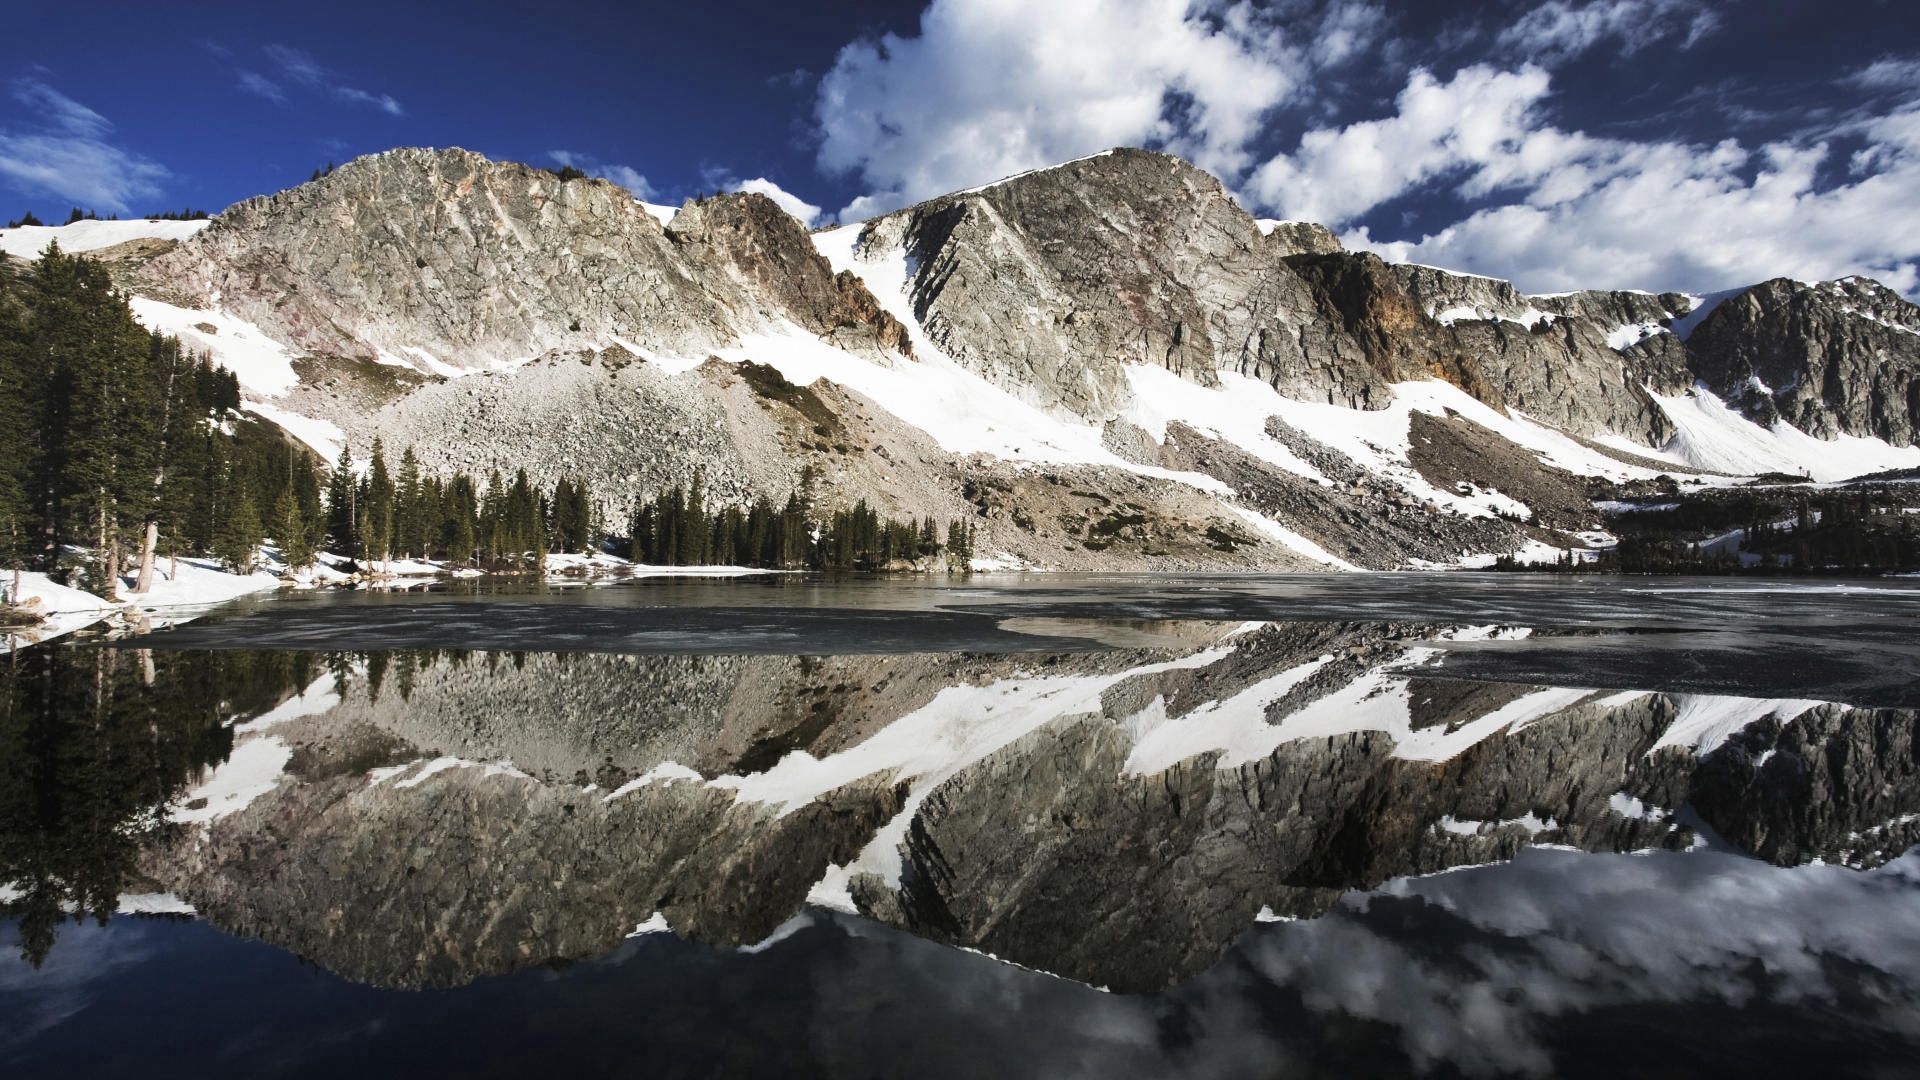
[132,520,158,594]
[96,500,111,597]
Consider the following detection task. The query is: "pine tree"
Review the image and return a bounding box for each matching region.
[217,484,263,573]
[394,446,425,559]
[0,257,32,587]
[630,502,657,564]
[681,473,709,565]
[272,489,314,570]
[550,476,591,554]
[325,445,356,557]
[364,438,394,567]
[441,473,478,565]
[480,468,507,564]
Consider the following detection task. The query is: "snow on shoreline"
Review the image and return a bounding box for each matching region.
[2,548,778,649]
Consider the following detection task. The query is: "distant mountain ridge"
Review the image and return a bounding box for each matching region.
[9,144,1920,570]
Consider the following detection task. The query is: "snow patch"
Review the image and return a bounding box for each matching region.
[234,675,340,734]
[603,761,704,801]
[116,892,197,916]
[0,218,209,260]
[1609,792,1671,821]
[1436,812,1559,837]
[627,912,671,936]
[242,400,344,461]
[127,298,301,398]
[1641,385,1920,482]
[1606,322,1668,350]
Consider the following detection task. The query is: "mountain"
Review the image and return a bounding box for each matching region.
[9,145,1920,570]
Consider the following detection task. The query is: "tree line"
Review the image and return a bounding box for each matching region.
[0,243,325,598]
[328,447,982,574]
[1496,489,1920,576]
[0,645,317,966]
[318,441,590,571]
[0,244,979,596]
[629,472,976,571]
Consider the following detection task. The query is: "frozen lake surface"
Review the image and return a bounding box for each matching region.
[4,574,1919,1076]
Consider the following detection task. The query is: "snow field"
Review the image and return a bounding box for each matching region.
[0,217,210,260]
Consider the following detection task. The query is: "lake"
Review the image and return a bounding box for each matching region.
[4,573,1919,1077]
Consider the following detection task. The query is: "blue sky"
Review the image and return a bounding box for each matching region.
[4,0,1918,295]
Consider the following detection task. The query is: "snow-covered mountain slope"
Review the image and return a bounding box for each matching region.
[0,217,209,260]
[97,145,1920,570]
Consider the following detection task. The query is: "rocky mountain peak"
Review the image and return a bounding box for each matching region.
[1687,276,1920,445]
[667,191,910,358]
[143,146,907,376]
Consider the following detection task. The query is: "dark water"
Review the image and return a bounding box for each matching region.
[4,574,1919,1077]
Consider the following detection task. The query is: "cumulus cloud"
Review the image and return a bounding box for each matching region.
[1287,64,1920,295]
[547,151,657,199]
[0,80,167,213]
[262,44,403,116]
[813,0,1334,219]
[1497,0,1723,63]
[1244,64,1555,227]
[732,177,824,226]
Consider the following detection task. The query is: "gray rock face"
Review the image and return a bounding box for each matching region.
[1685,277,1920,446]
[112,143,1920,571]
[853,148,1704,445]
[858,148,1290,418]
[144,148,905,371]
[1259,219,1342,256]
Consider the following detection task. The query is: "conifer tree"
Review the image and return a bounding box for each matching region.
[394,446,425,559]
[272,489,314,570]
[217,483,263,574]
[325,446,356,557]
[442,473,478,565]
[364,438,394,567]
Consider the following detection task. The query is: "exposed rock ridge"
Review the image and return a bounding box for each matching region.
[853,148,1711,445]
[144,147,907,372]
[1686,276,1920,446]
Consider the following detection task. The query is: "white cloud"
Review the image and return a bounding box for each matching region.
[1496,0,1722,64]
[1239,58,1920,296]
[262,45,403,116]
[0,80,167,213]
[331,86,404,117]
[236,70,286,105]
[547,151,656,200]
[1850,55,1920,92]
[732,177,824,226]
[808,0,1916,296]
[1310,1,1388,67]
[813,0,1321,219]
[1244,64,1555,227]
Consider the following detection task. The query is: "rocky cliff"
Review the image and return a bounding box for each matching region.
[92,144,1920,569]
[1687,276,1920,445]
[144,147,906,371]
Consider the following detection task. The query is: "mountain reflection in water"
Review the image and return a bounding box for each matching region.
[4,602,1919,1077]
